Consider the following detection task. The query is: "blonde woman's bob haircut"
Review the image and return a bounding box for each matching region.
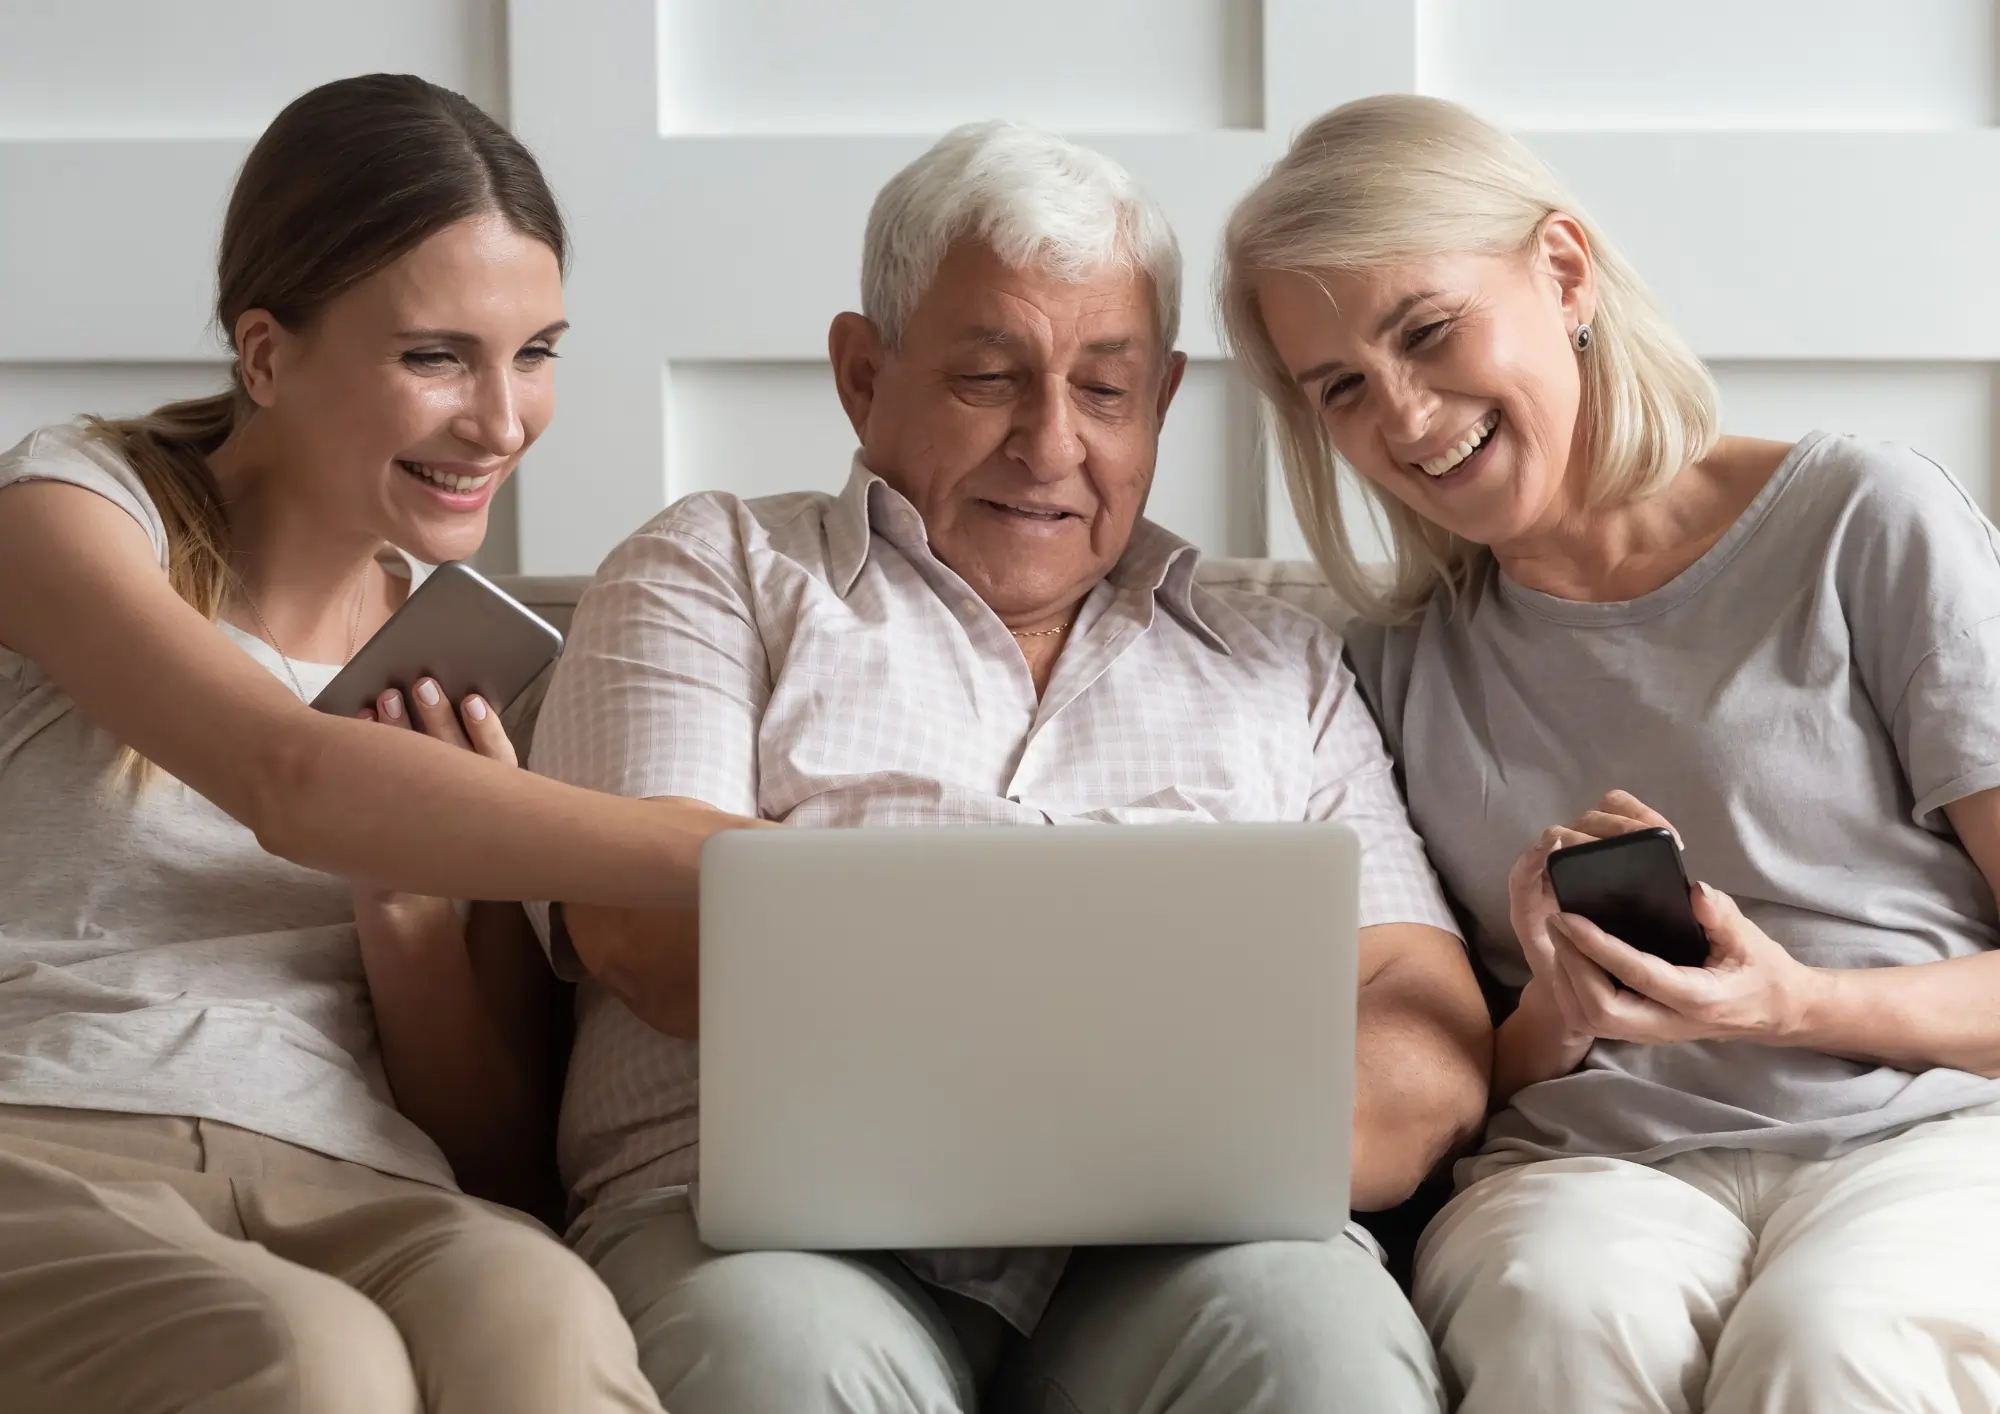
[1219,95,1720,623]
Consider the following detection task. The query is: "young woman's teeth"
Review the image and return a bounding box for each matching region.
[401,461,493,493]
[1420,411,1501,478]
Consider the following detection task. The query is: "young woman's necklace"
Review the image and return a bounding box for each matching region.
[236,565,370,700]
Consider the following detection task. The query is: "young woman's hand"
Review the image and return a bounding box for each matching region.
[350,679,514,928]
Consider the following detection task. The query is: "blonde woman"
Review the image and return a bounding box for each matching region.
[1220,94,2000,1412]
[0,75,757,1413]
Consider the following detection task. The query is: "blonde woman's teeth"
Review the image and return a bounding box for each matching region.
[1420,411,1500,478]
[402,461,494,492]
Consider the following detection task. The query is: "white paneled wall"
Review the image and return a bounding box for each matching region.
[657,0,1263,134]
[3,0,1996,577]
[0,2,506,139]
[1420,0,1996,130]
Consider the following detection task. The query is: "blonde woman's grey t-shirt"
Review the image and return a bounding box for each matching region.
[1347,431,2000,1164]
[0,423,454,1187]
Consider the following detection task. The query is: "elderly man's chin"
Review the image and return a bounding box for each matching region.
[947,525,1104,616]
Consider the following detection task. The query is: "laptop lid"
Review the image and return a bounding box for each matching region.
[696,823,1359,1252]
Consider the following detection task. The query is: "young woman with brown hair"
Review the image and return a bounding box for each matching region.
[0,74,728,1413]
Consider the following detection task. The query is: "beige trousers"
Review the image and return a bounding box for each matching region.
[0,1105,663,1414]
[1414,1107,2000,1414]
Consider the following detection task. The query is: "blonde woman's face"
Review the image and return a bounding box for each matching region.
[247,212,566,565]
[1253,240,1589,553]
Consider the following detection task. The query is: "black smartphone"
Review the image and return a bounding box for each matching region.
[1545,827,1710,969]
[311,561,564,720]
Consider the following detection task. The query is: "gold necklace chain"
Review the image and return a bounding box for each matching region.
[1009,623,1072,639]
[235,564,370,700]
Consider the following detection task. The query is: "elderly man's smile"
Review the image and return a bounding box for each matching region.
[977,497,1084,530]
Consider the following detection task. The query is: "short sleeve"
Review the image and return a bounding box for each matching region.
[1833,445,2000,827]
[524,501,772,972]
[0,424,170,569]
[1295,616,1460,936]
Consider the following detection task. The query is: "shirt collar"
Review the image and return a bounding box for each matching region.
[1106,516,1231,653]
[824,454,879,595]
[824,452,1230,654]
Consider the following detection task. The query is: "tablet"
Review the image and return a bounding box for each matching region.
[310,561,564,720]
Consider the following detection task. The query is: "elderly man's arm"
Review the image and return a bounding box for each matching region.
[1351,921,1492,1209]
[1280,616,1492,1206]
[527,511,772,1013]
[563,881,703,1039]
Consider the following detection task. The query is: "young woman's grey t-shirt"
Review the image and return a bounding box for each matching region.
[1347,431,2000,1164]
[0,424,453,1186]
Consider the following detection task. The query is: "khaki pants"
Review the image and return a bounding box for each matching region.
[1415,1107,2000,1413]
[0,1105,662,1414]
[573,1189,1446,1414]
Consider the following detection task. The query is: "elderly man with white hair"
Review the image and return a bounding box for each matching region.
[527,122,1491,1413]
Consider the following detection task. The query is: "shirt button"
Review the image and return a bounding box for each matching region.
[960,598,978,616]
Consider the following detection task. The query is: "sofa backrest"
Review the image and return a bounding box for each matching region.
[490,558,1349,756]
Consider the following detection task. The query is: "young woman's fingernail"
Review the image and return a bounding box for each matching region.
[416,679,440,707]
[464,695,488,722]
[382,692,403,721]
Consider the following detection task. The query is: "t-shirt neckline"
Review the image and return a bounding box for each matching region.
[1495,429,1828,628]
[219,549,427,692]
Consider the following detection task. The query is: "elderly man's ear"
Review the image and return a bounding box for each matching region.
[1157,350,1189,425]
[829,312,885,441]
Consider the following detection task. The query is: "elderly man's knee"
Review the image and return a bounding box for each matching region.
[1023,1239,1440,1414]
[1186,1241,1438,1398]
[626,1248,964,1414]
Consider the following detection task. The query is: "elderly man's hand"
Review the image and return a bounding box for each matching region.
[563,797,777,1039]
[566,899,703,1039]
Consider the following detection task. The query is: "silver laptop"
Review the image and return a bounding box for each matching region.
[695,823,1361,1252]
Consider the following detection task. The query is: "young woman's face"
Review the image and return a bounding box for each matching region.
[248,212,566,564]
[1251,231,1591,554]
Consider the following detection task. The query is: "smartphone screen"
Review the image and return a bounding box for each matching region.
[1545,827,1710,970]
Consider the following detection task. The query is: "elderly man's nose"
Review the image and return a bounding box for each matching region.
[1010,386,1084,479]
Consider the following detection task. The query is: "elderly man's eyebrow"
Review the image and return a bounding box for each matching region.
[958,326,1021,348]
[952,328,1139,356]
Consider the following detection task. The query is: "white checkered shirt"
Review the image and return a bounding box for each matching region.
[530,458,1457,1332]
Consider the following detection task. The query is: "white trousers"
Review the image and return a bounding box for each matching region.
[1413,1107,2000,1414]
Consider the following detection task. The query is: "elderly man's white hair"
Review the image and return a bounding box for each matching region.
[861,120,1183,353]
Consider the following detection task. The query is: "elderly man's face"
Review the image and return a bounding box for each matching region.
[831,241,1185,628]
